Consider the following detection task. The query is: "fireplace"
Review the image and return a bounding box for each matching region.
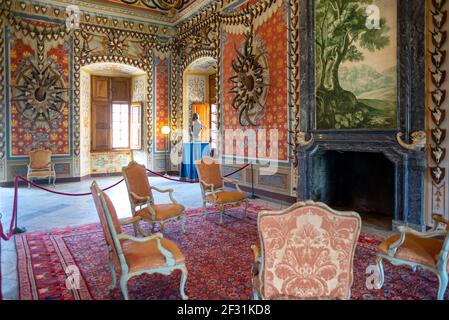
[297,132,426,231]
[311,151,395,229]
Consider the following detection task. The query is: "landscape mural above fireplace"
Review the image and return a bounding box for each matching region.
[315,0,398,130]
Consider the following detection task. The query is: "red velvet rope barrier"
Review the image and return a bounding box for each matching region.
[0,163,250,240]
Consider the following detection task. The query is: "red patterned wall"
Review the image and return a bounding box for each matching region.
[9,35,70,157]
[222,5,288,161]
[155,58,169,152]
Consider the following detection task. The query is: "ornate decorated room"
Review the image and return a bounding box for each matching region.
[0,0,448,302]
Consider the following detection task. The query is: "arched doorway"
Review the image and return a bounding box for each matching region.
[182,57,218,151]
[79,62,147,175]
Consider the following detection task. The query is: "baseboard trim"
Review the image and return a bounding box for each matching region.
[0,171,181,188]
[225,182,297,204]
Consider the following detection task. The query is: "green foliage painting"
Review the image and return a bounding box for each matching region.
[315,0,397,129]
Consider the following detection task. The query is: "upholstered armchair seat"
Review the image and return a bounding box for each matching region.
[28,170,55,177]
[27,149,56,187]
[195,157,249,224]
[378,234,447,271]
[136,203,186,221]
[204,191,247,205]
[123,161,186,235]
[376,213,449,300]
[121,238,185,272]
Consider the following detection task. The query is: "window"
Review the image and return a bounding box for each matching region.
[91,77,142,151]
[130,102,142,150]
[112,103,129,149]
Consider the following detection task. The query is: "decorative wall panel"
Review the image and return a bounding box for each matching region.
[155,58,169,152]
[427,0,449,223]
[91,151,132,174]
[9,26,71,157]
[222,3,289,161]
[79,70,91,177]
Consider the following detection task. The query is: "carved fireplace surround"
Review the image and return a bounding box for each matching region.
[297,0,427,230]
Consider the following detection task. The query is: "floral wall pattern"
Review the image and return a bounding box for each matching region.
[79,70,91,176]
[155,58,169,152]
[9,32,70,157]
[222,4,288,161]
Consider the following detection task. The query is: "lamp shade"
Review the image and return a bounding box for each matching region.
[161,125,171,135]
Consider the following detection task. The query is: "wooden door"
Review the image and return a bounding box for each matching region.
[111,77,130,102]
[192,103,211,142]
[91,76,111,151]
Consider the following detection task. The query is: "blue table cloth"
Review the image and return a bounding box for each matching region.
[180,142,211,180]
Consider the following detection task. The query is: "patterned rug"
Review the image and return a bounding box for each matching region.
[15,203,447,300]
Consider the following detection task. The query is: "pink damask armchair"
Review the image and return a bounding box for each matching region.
[251,201,361,300]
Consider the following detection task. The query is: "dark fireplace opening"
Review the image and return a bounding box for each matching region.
[311,151,395,229]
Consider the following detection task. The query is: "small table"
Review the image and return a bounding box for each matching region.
[180,142,210,181]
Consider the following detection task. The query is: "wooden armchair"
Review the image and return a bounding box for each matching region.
[376,214,449,300]
[195,157,248,224]
[251,201,361,300]
[122,161,186,236]
[27,149,56,187]
[90,181,188,300]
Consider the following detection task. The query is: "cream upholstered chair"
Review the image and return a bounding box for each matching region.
[195,157,248,224]
[122,161,186,236]
[27,149,56,187]
[251,201,361,300]
[90,181,188,300]
[376,214,449,300]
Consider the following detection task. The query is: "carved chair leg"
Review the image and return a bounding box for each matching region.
[48,177,51,185]
[253,289,260,300]
[437,271,448,300]
[28,177,31,188]
[120,276,130,300]
[180,267,188,300]
[376,256,385,289]
[203,201,208,219]
[132,222,139,237]
[244,200,248,218]
[219,205,224,225]
[108,259,117,290]
[181,213,186,233]
[53,175,56,187]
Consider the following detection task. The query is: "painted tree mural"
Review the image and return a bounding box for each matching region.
[315,0,396,129]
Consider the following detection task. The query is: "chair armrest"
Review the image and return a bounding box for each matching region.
[387,226,448,256]
[251,244,260,262]
[151,187,179,204]
[223,177,243,192]
[200,180,215,192]
[130,192,151,203]
[432,214,448,229]
[120,216,142,226]
[397,226,447,238]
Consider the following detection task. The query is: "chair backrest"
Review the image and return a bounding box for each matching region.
[195,157,223,191]
[90,181,126,273]
[122,161,153,206]
[29,149,52,169]
[257,201,361,300]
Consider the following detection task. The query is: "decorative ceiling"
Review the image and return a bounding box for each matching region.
[100,0,194,16]
[81,63,146,76]
[64,0,215,24]
[186,57,217,74]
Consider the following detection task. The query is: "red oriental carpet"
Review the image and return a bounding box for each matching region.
[15,203,447,300]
